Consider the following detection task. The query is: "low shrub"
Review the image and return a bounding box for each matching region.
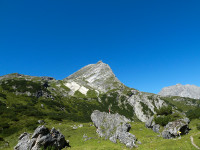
[186,108,200,120]
[154,116,171,126]
[156,106,172,116]
[197,123,200,130]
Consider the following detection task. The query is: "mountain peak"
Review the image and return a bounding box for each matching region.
[97,60,103,64]
[159,84,200,99]
[63,61,124,93]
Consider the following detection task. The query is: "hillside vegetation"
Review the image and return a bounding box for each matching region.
[0,66,200,149]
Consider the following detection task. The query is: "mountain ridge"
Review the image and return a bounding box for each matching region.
[159,83,200,99]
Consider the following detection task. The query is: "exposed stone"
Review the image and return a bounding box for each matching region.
[78,124,83,128]
[162,118,190,139]
[145,116,154,128]
[159,84,200,99]
[128,94,166,122]
[145,116,160,133]
[91,110,137,148]
[152,124,160,133]
[14,125,69,150]
[37,120,45,124]
[137,141,142,145]
[64,61,124,93]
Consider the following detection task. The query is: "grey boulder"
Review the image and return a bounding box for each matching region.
[91,110,137,148]
[14,125,69,150]
[145,116,160,133]
[162,118,190,139]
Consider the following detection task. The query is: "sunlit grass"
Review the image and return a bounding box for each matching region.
[1,119,199,150]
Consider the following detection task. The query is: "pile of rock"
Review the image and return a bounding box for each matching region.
[14,125,69,150]
[162,118,190,139]
[91,110,137,148]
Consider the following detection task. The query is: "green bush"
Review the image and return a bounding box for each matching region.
[186,108,200,120]
[87,90,97,98]
[197,123,200,130]
[74,91,85,98]
[0,93,6,99]
[154,116,171,126]
[1,79,50,94]
[156,106,172,116]
[154,112,182,126]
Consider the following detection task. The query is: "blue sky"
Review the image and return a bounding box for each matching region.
[0,0,200,94]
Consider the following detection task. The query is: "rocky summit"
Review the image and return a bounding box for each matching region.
[159,83,200,99]
[91,110,137,148]
[63,61,124,94]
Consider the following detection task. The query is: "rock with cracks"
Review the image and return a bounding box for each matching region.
[91,110,137,148]
[162,118,190,139]
[14,125,69,150]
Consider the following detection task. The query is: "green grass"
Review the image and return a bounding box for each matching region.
[1,119,200,150]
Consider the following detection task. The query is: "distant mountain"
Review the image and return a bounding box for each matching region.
[159,83,200,99]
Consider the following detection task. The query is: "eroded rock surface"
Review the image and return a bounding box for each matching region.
[162,118,190,139]
[91,110,137,148]
[14,125,69,150]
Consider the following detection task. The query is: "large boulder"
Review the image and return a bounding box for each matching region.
[14,125,69,150]
[91,110,137,148]
[162,118,190,139]
[145,116,160,133]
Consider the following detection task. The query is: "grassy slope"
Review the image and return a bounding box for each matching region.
[1,119,200,150]
[1,78,200,149]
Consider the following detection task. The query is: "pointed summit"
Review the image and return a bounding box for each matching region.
[97,60,103,64]
[63,61,124,93]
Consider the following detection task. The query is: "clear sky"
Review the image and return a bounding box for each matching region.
[0,0,200,94]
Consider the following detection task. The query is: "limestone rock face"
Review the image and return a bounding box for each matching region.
[14,125,69,150]
[63,61,124,93]
[159,84,200,99]
[128,93,166,122]
[91,110,137,148]
[161,118,190,139]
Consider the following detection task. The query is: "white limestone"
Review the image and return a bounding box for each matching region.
[79,86,89,95]
[64,82,80,93]
[64,81,89,95]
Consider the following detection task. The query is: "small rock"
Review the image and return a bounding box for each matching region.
[37,120,45,124]
[79,124,83,128]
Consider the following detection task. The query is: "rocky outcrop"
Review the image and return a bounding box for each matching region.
[128,93,166,122]
[91,110,137,148]
[159,84,200,99]
[145,116,160,133]
[63,61,124,93]
[162,118,190,139]
[14,125,69,150]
